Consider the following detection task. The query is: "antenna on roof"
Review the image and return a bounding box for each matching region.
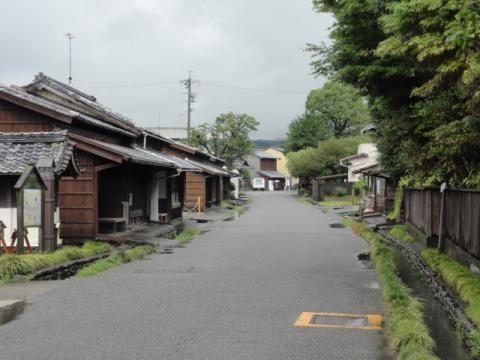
[65,33,74,85]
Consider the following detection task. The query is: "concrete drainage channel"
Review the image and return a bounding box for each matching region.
[372,228,474,359]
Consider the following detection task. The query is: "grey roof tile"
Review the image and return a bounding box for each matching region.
[0,131,74,175]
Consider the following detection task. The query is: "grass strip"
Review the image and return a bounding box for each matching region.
[297,196,313,205]
[389,225,416,243]
[0,242,112,283]
[347,221,439,360]
[319,196,355,207]
[76,245,155,277]
[175,228,201,243]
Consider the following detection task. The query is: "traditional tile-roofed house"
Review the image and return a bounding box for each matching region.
[246,150,285,190]
[0,75,187,244]
[144,130,233,211]
[0,131,79,250]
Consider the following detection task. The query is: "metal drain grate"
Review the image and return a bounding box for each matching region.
[295,312,382,330]
[329,223,346,228]
[310,314,369,327]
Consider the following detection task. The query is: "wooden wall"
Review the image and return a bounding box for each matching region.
[405,188,480,258]
[0,99,54,132]
[260,159,276,171]
[58,151,96,244]
[185,172,205,210]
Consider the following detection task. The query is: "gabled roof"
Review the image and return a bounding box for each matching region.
[258,170,285,179]
[136,148,201,172]
[254,150,279,160]
[0,85,136,138]
[69,134,176,168]
[0,131,76,175]
[24,73,141,135]
[339,152,368,166]
[184,158,233,177]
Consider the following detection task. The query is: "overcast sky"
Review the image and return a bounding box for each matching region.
[0,1,333,139]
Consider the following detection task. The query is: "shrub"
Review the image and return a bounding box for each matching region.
[335,187,348,197]
[389,225,416,243]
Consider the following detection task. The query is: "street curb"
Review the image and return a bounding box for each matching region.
[0,299,25,325]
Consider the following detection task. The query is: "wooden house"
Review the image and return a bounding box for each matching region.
[0,131,79,251]
[246,150,285,190]
[0,74,200,244]
[145,130,233,212]
[353,163,396,214]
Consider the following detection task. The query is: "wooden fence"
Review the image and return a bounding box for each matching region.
[405,188,480,258]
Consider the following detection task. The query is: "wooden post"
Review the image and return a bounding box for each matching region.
[37,160,55,252]
[438,183,447,252]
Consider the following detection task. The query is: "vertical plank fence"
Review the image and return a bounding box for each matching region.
[405,188,480,259]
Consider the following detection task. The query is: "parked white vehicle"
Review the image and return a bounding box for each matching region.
[252,178,265,191]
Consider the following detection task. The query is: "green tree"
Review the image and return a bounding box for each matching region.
[306,81,371,137]
[286,81,371,152]
[309,0,480,188]
[189,112,259,169]
[285,114,329,152]
[287,136,366,179]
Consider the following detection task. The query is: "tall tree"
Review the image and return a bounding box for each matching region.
[285,114,329,152]
[309,0,480,187]
[306,81,371,137]
[189,112,259,169]
[286,81,371,152]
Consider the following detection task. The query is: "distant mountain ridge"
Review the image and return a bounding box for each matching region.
[253,139,286,149]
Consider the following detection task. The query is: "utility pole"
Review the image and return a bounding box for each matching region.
[181,71,197,141]
[65,33,74,85]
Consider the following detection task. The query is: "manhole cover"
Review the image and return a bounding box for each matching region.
[295,312,382,330]
[329,223,345,228]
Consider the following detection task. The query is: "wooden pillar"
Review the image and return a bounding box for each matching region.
[149,172,162,222]
[36,159,56,252]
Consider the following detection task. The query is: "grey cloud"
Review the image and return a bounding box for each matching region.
[0,0,333,138]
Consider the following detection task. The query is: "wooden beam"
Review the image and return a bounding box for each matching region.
[94,162,118,172]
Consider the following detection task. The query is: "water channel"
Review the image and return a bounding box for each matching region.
[397,251,472,360]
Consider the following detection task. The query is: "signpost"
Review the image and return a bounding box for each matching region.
[13,166,46,254]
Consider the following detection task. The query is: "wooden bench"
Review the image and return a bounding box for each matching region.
[98,218,126,233]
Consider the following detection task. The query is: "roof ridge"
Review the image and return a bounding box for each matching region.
[34,72,97,102]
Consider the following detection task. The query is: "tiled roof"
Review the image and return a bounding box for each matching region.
[258,170,285,179]
[0,131,74,175]
[0,85,136,138]
[184,158,233,177]
[26,73,141,134]
[254,150,279,160]
[136,148,201,171]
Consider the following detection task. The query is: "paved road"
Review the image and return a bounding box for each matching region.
[0,191,388,359]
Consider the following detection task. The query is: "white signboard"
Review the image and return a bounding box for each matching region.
[23,189,42,226]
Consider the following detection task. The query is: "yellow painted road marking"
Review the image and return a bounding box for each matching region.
[294,312,383,331]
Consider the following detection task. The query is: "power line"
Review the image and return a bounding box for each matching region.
[77,79,306,95]
[201,81,306,95]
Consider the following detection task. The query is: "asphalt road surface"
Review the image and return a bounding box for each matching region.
[0,191,389,360]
